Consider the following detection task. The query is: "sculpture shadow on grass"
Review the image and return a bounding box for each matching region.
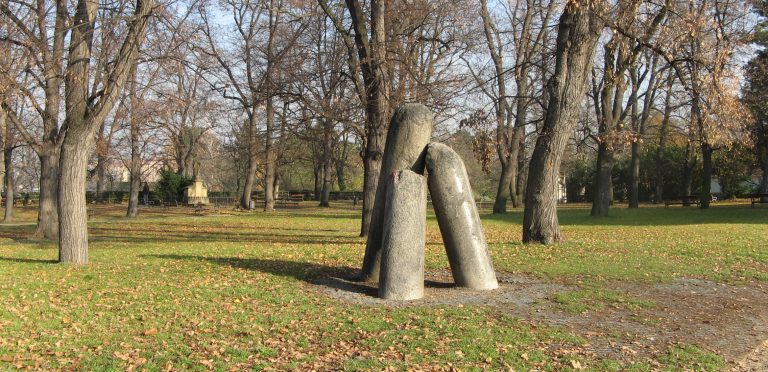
[146,253,377,296]
[145,254,457,298]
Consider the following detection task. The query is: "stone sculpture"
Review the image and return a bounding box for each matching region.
[425,143,498,290]
[362,103,434,282]
[371,104,499,300]
[379,170,428,300]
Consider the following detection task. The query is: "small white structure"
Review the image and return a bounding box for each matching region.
[185,177,209,205]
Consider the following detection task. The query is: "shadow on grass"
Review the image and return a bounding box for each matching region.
[145,253,380,296]
[0,256,57,264]
[144,254,457,298]
[88,225,444,248]
[482,204,768,226]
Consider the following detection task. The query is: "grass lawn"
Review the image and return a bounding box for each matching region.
[0,202,766,370]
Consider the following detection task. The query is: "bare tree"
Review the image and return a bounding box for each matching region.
[523,0,605,244]
[199,0,304,211]
[58,0,156,263]
[475,0,556,213]
[0,1,67,239]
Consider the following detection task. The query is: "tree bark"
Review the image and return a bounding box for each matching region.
[34,152,59,239]
[700,142,713,208]
[264,98,276,212]
[58,128,94,264]
[523,0,603,244]
[319,120,333,208]
[240,114,259,210]
[0,110,5,219]
[682,141,695,206]
[4,146,13,222]
[127,64,142,218]
[591,142,614,216]
[653,75,674,204]
[58,0,154,264]
[760,142,768,195]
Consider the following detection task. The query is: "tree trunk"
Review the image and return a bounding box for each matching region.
[34,152,60,239]
[591,142,614,216]
[628,140,641,208]
[360,127,386,237]
[0,110,5,219]
[653,77,674,204]
[682,142,695,206]
[628,96,641,208]
[319,120,333,207]
[263,98,276,212]
[760,142,768,195]
[240,114,259,210]
[493,162,514,213]
[516,132,526,204]
[3,146,12,222]
[58,128,93,264]
[126,67,142,218]
[313,164,322,201]
[522,0,603,244]
[700,143,712,209]
[95,155,106,203]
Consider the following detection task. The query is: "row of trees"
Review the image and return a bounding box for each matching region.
[1,0,765,267]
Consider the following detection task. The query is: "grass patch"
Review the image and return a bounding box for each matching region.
[0,202,765,369]
[552,289,656,314]
[659,344,726,371]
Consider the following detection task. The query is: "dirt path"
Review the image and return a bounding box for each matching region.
[313,272,768,370]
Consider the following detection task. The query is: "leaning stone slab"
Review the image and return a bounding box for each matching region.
[379,169,427,300]
[425,142,498,290]
[362,104,434,282]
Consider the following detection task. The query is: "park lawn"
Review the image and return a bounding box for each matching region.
[0,203,766,370]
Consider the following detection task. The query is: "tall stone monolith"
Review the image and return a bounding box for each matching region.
[425,142,498,290]
[378,169,427,300]
[361,104,434,282]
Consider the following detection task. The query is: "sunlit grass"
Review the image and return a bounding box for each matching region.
[1,202,764,369]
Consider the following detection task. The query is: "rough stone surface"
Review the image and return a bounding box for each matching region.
[378,170,427,300]
[426,142,498,290]
[362,104,434,282]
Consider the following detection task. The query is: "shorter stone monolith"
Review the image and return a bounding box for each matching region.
[378,169,427,300]
[426,142,498,290]
[362,103,434,282]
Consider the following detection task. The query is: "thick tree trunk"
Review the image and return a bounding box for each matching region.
[591,143,614,216]
[240,114,259,210]
[34,152,60,239]
[523,0,603,244]
[263,98,276,212]
[58,129,94,264]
